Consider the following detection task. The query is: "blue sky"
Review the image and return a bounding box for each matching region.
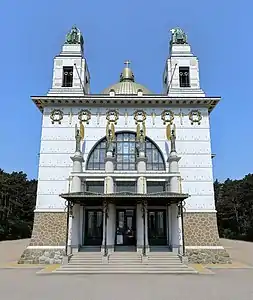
[1,0,252,181]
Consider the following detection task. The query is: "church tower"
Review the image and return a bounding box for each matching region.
[163,28,204,97]
[48,26,90,96]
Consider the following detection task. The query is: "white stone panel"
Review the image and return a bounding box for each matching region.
[184,195,216,210]
[39,153,72,167]
[40,141,75,154]
[176,141,211,155]
[38,167,72,181]
[179,155,212,168]
[35,194,66,210]
[180,168,213,182]
[37,180,68,195]
[181,181,214,196]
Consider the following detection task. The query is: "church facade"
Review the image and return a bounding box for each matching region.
[19,26,230,265]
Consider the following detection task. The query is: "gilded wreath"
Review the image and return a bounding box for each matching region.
[189,110,202,125]
[161,110,174,125]
[78,110,91,124]
[50,109,63,124]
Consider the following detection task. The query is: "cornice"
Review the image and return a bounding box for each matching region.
[32,94,220,114]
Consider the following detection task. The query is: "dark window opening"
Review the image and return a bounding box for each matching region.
[86,181,104,193]
[179,67,190,87]
[116,181,136,193]
[62,66,73,87]
[147,182,166,193]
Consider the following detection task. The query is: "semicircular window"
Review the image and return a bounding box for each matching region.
[86,132,165,171]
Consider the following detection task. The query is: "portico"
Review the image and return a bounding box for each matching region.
[61,192,188,256]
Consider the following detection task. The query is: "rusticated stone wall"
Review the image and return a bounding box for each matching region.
[186,249,231,264]
[19,212,67,264]
[184,212,231,264]
[19,249,65,264]
[29,212,67,246]
[184,212,220,246]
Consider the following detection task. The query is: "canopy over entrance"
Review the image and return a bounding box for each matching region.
[60,191,188,206]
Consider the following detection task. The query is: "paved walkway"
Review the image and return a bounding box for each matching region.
[220,238,253,266]
[0,239,29,264]
[0,238,253,299]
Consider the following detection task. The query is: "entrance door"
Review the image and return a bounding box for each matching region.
[148,210,167,245]
[84,209,103,245]
[116,209,136,246]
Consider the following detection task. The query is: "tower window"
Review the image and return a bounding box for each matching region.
[179,67,190,87]
[62,66,73,87]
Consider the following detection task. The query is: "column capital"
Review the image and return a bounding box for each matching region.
[71,151,84,163]
[136,155,148,164]
[167,153,181,163]
[105,154,116,163]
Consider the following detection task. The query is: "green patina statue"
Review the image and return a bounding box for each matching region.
[170,28,188,45]
[65,25,84,47]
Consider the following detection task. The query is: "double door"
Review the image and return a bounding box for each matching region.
[116,209,136,246]
[148,209,167,245]
[84,209,103,245]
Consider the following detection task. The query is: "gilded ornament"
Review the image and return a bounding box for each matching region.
[50,109,63,124]
[166,124,171,140]
[124,111,128,125]
[161,110,174,125]
[106,110,119,124]
[134,110,146,154]
[189,110,202,125]
[134,110,146,124]
[106,110,118,153]
[78,109,91,124]
[151,111,156,125]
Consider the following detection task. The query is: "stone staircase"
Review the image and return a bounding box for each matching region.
[53,249,198,274]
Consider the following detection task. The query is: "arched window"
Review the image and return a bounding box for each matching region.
[86,132,165,171]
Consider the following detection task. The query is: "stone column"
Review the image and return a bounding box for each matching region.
[136,151,148,254]
[67,207,73,255]
[167,140,183,254]
[67,149,84,255]
[71,204,81,253]
[102,150,116,255]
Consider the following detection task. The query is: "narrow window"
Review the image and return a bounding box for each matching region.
[62,66,73,87]
[179,67,190,87]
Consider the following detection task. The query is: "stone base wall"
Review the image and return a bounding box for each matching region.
[184,212,220,246]
[184,212,231,264]
[19,212,67,264]
[29,212,67,246]
[186,249,231,264]
[19,249,65,264]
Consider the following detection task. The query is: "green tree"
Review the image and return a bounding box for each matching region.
[0,169,37,240]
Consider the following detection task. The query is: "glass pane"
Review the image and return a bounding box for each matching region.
[129,155,135,163]
[127,217,132,229]
[117,155,123,162]
[129,164,135,170]
[123,143,129,153]
[117,143,123,153]
[93,163,100,170]
[117,163,123,170]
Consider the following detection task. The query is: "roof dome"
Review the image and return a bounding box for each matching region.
[101,61,152,95]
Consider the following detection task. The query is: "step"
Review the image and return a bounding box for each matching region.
[62,265,189,269]
[54,268,197,274]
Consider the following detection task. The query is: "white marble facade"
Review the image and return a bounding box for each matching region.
[31,27,220,256]
[36,105,215,212]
